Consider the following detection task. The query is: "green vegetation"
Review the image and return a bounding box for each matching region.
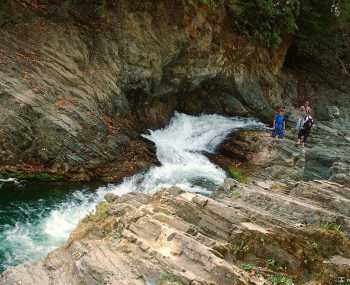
[87,202,109,222]
[320,223,344,235]
[231,0,350,52]
[241,263,254,271]
[184,0,224,9]
[307,240,319,250]
[231,0,300,48]
[296,1,350,56]
[157,273,183,285]
[228,189,241,199]
[17,0,350,62]
[266,257,287,272]
[62,0,118,17]
[228,166,247,183]
[267,257,278,268]
[230,239,250,257]
[185,0,349,72]
[112,223,124,240]
[269,275,294,285]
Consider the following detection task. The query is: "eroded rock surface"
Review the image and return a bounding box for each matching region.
[0,0,291,181]
[2,179,349,285]
[211,124,350,185]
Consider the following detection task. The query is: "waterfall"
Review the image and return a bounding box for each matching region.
[0,112,262,271]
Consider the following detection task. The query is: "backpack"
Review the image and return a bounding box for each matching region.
[303,116,314,130]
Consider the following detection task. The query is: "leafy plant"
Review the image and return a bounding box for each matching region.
[228,166,247,183]
[267,257,277,268]
[230,0,300,48]
[269,275,294,285]
[241,263,254,271]
[307,240,319,250]
[320,223,344,234]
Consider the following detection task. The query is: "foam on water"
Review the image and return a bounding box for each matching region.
[0,178,19,183]
[0,112,262,271]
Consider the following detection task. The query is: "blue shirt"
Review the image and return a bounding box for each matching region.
[274,113,285,128]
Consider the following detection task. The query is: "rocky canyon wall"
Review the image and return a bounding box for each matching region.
[0,0,349,182]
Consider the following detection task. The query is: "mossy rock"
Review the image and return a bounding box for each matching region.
[228,166,248,183]
[87,202,109,222]
[69,202,117,242]
[157,273,184,285]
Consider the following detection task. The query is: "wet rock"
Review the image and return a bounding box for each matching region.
[223,178,240,191]
[329,162,350,184]
[104,193,118,203]
[327,106,341,120]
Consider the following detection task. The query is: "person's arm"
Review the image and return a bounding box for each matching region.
[272,116,276,129]
[302,116,307,127]
[283,120,286,130]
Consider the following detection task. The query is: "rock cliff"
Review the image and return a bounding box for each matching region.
[0,0,302,181]
[1,0,349,182]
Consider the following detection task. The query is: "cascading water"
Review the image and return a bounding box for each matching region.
[0,112,262,272]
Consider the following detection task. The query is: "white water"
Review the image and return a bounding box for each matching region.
[0,112,262,270]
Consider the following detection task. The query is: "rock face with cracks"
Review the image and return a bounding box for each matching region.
[0,0,350,182]
[2,179,350,285]
[0,0,311,182]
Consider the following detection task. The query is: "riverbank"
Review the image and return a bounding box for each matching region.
[0,113,262,274]
[1,112,350,284]
[2,178,349,284]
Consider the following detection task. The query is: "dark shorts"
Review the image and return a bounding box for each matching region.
[298,128,311,142]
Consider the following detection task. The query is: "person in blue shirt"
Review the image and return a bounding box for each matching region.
[272,107,286,139]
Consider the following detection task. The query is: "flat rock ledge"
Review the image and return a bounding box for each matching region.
[1,179,350,285]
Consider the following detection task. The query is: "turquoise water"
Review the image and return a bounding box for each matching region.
[0,180,102,272]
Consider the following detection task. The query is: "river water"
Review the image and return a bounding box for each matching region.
[0,112,262,272]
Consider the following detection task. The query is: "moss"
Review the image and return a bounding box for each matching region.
[157,272,183,285]
[87,202,109,222]
[241,263,254,271]
[69,202,117,242]
[228,166,248,183]
[229,190,241,199]
[269,275,294,285]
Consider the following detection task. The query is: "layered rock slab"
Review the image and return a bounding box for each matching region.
[2,179,350,285]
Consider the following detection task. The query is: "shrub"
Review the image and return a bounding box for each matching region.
[241,263,254,271]
[228,166,247,183]
[269,275,294,285]
[229,0,300,49]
